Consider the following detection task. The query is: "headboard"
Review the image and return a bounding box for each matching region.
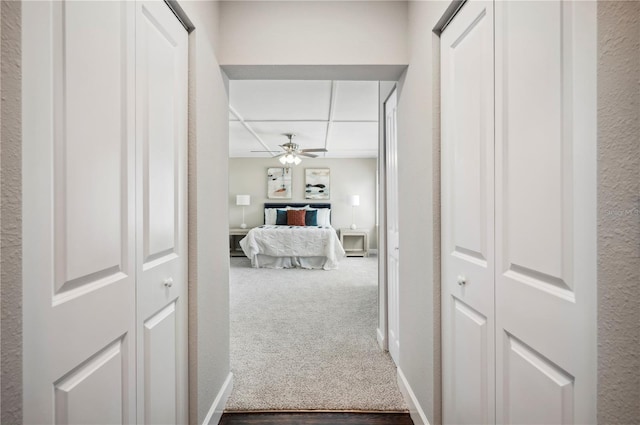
[264,203,331,210]
[264,203,331,224]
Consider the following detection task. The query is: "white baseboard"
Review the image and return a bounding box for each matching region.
[376,327,386,350]
[202,372,234,425]
[397,367,430,425]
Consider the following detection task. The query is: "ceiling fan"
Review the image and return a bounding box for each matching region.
[252,133,327,165]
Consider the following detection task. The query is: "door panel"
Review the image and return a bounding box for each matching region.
[55,338,127,425]
[498,0,569,288]
[384,89,400,365]
[143,4,178,260]
[441,1,494,423]
[144,303,178,424]
[23,1,136,423]
[503,334,574,425]
[52,0,133,302]
[452,298,489,425]
[495,1,597,423]
[136,2,189,423]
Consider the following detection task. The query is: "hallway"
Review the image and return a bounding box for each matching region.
[3,1,638,424]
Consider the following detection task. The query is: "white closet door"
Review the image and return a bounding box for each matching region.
[494,1,597,423]
[135,2,189,424]
[385,89,400,365]
[441,1,495,423]
[23,1,137,423]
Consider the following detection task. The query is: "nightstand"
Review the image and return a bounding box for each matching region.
[339,229,369,257]
[229,228,250,257]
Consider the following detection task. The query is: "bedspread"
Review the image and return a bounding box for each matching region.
[239,225,346,270]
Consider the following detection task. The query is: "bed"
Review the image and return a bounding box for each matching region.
[239,203,346,270]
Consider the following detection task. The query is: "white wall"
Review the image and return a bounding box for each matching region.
[219,1,408,66]
[229,158,378,248]
[179,2,231,424]
[396,2,448,424]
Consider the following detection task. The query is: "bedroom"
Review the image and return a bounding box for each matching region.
[227,80,401,411]
[228,79,388,266]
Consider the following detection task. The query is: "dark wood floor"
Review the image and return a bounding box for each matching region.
[218,412,414,425]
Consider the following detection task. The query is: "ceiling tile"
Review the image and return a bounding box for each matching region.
[230,121,329,157]
[230,80,332,121]
[246,121,329,149]
[229,122,268,156]
[332,81,379,122]
[329,122,379,152]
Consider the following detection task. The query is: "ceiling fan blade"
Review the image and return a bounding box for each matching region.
[298,152,318,158]
[299,148,328,153]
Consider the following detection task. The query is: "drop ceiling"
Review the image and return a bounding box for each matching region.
[229,80,380,158]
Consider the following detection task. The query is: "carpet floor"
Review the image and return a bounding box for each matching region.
[226,256,407,411]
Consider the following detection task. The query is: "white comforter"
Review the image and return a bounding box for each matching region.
[239,225,346,270]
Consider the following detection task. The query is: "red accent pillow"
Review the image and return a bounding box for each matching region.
[287,209,306,226]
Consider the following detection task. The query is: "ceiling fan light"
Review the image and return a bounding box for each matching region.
[286,154,295,164]
[293,156,302,165]
[279,156,287,165]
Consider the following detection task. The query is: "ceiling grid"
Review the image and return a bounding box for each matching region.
[228,80,379,159]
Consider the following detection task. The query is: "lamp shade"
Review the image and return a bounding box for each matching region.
[236,195,251,206]
[348,195,360,207]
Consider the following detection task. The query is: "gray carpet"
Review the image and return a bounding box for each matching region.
[226,256,407,411]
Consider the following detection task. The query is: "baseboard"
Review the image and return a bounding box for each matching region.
[376,327,386,350]
[202,372,234,425]
[397,367,430,425]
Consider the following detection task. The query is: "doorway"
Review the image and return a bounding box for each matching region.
[225,78,403,411]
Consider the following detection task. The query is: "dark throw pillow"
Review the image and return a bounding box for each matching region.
[305,209,318,226]
[276,209,288,225]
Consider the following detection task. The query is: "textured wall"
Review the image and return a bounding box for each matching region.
[180,1,232,424]
[229,158,378,248]
[0,1,21,423]
[597,1,640,423]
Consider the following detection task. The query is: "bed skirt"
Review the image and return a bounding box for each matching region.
[251,254,336,270]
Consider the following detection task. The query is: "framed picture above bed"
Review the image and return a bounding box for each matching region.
[305,168,330,200]
[267,167,292,199]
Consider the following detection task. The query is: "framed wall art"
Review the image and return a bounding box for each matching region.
[267,167,292,199]
[305,168,330,200]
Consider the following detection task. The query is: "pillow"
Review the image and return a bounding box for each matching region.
[316,208,331,227]
[287,209,306,226]
[276,209,288,225]
[305,209,318,226]
[264,208,277,225]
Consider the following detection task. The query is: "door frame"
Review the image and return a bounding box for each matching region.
[378,82,397,352]
[381,87,400,362]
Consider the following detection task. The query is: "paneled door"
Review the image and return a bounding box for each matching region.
[494,1,597,423]
[135,2,189,424]
[441,1,495,423]
[442,0,597,423]
[384,89,400,365]
[23,1,137,423]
